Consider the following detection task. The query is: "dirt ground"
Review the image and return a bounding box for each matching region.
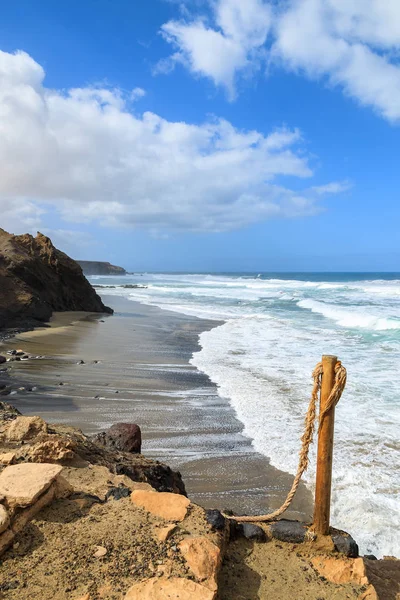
[219,538,366,600]
[0,468,214,600]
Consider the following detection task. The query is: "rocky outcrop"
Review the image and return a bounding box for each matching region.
[0,405,186,496]
[76,260,126,276]
[0,228,112,330]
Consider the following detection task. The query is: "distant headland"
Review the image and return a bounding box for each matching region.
[76,260,126,276]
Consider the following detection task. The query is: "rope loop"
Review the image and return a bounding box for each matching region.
[223,360,347,523]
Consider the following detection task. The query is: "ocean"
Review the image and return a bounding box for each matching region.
[91,272,400,558]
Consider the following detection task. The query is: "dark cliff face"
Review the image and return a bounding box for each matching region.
[76,261,126,276]
[0,229,113,329]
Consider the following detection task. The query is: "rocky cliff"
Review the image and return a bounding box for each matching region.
[0,229,113,330]
[77,261,126,276]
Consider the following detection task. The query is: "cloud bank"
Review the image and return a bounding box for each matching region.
[159,0,400,122]
[0,49,345,234]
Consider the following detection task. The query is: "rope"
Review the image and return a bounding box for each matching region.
[224,360,347,523]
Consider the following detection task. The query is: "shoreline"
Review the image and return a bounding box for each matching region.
[0,295,313,520]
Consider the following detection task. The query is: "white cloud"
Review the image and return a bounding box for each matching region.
[0,50,343,234]
[159,0,400,121]
[131,87,146,101]
[159,0,272,99]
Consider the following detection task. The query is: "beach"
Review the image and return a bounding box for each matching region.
[0,294,312,521]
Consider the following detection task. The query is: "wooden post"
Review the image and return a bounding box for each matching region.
[313,354,337,535]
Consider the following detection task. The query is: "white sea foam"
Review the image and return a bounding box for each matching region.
[93,272,400,557]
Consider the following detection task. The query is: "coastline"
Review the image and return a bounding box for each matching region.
[0,294,313,520]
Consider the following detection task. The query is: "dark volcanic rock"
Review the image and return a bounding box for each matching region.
[77,260,126,276]
[237,523,267,542]
[0,228,113,330]
[332,532,359,557]
[105,486,131,501]
[206,509,226,531]
[92,423,142,454]
[0,356,6,365]
[269,519,307,543]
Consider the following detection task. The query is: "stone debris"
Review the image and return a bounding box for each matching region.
[311,555,369,586]
[179,537,221,591]
[0,462,63,508]
[131,490,190,522]
[124,577,216,600]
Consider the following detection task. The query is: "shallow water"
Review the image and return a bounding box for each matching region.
[92,272,400,557]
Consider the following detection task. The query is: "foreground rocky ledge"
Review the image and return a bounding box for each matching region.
[0,403,398,600]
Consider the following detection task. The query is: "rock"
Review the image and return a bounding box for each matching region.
[364,555,378,561]
[27,436,75,462]
[179,537,221,590]
[0,356,6,365]
[0,229,113,330]
[131,490,190,521]
[0,452,16,465]
[311,555,369,586]
[0,504,10,534]
[124,577,216,600]
[130,482,156,492]
[77,360,85,365]
[92,423,142,454]
[268,519,307,543]
[359,584,379,600]
[2,415,47,442]
[105,486,131,501]
[93,546,107,558]
[156,524,177,542]
[0,463,63,508]
[236,522,267,542]
[205,509,226,531]
[332,532,359,557]
[0,529,14,556]
[0,402,21,421]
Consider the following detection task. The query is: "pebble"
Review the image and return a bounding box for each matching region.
[93,546,107,558]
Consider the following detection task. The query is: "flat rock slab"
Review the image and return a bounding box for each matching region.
[131,490,190,521]
[124,577,216,599]
[0,463,63,508]
[311,555,368,586]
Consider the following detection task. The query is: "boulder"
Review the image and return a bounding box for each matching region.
[179,537,221,590]
[268,519,307,543]
[2,415,47,442]
[124,577,216,600]
[236,522,267,542]
[131,490,190,521]
[0,356,6,365]
[0,463,63,508]
[92,423,142,454]
[205,509,226,531]
[332,532,359,557]
[311,555,369,586]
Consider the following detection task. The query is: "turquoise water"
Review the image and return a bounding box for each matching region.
[92,272,400,557]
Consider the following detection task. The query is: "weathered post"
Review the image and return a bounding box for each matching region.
[313,354,337,535]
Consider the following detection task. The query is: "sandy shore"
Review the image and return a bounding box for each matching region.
[0,295,312,520]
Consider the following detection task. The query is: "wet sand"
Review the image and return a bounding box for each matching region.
[0,295,312,520]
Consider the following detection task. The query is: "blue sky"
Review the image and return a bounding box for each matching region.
[1,0,400,271]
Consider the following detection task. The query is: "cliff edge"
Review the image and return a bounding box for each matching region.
[77,260,126,276]
[0,229,113,330]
